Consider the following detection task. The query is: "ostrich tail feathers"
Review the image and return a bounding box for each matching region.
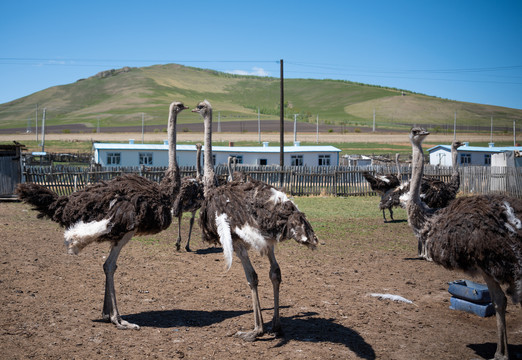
[16,183,60,219]
[215,212,233,271]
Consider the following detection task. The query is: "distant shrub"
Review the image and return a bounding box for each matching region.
[62,129,71,134]
[328,129,334,133]
[183,128,189,132]
[354,128,361,133]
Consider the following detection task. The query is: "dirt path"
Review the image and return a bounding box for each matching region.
[1,200,520,359]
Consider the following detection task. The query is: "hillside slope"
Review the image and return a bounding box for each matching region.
[0,63,520,131]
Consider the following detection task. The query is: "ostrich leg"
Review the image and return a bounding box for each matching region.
[483,275,509,360]
[175,216,182,251]
[102,231,139,330]
[234,245,264,341]
[267,245,283,336]
[185,212,196,252]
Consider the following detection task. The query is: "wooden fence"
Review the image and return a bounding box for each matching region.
[22,164,522,198]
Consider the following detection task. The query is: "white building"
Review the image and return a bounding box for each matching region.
[93,140,342,167]
[427,143,522,167]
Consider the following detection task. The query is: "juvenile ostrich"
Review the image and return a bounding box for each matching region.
[174,143,204,252]
[407,127,521,360]
[193,100,318,341]
[362,153,401,222]
[379,140,462,225]
[16,101,188,330]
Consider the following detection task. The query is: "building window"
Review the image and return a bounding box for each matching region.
[259,158,267,165]
[107,152,121,165]
[484,154,491,165]
[139,152,153,165]
[460,153,471,165]
[234,155,243,164]
[291,155,303,166]
[318,154,331,166]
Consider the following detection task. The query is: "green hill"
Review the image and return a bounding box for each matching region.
[1,63,520,131]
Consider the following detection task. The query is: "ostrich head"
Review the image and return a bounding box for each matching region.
[169,101,189,114]
[409,127,430,145]
[285,210,318,250]
[451,140,463,150]
[191,100,212,117]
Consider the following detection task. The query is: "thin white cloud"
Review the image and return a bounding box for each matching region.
[227,67,270,76]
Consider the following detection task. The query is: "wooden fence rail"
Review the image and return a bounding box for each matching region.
[22,164,522,198]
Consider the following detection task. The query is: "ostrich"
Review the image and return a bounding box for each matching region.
[173,143,204,252]
[193,100,318,341]
[406,127,521,360]
[16,101,188,330]
[362,153,401,222]
[379,140,463,226]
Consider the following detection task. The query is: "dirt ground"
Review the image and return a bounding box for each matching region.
[1,199,521,360]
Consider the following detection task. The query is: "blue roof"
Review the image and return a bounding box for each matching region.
[428,144,522,153]
[93,143,341,153]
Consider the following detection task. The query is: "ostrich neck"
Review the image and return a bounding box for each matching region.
[451,145,458,174]
[168,111,177,171]
[203,110,215,194]
[196,146,202,180]
[160,108,180,202]
[409,141,424,205]
[395,154,401,179]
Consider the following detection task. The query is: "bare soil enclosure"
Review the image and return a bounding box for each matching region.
[1,199,521,360]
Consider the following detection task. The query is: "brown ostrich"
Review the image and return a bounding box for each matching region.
[363,153,401,222]
[406,127,521,360]
[193,100,318,341]
[173,143,204,252]
[16,101,188,330]
[379,140,462,230]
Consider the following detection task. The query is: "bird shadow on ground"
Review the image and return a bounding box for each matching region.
[468,342,522,360]
[95,308,375,358]
[403,257,425,261]
[194,246,223,255]
[94,308,250,328]
[272,311,376,360]
[386,219,408,224]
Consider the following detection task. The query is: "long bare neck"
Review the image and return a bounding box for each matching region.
[409,141,424,206]
[196,145,202,180]
[203,110,215,194]
[451,144,459,174]
[168,110,178,171]
[161,107,180,201]
[395,153,401,179]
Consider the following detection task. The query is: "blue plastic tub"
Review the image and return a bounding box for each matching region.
[449,296,495,317]
[448,279,491,303]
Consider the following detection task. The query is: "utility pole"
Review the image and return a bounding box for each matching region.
[258,107,261,143]
[316,114,319,144]
[35,104,39,142]
[279,59,284,186]
[373,108,376,132]
[141,113,145,143]
[41,108,46,152]
[490,116,493,144]
[97,117,100,133]
[293,114,299,143]
[218,112,221,132]
[453,111,457,140]
[514,120,517,146]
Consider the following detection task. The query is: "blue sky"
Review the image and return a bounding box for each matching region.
[1,1,521,109]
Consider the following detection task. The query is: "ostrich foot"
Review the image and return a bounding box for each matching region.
[175,242,181,251]
[268,323,284,337]
[233,328,264,342]
[102,313,140,330]
[185,245,191,252]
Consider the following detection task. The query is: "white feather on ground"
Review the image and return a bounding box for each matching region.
[369,293,415,305]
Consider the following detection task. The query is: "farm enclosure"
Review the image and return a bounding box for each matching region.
[1,197,521,359]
